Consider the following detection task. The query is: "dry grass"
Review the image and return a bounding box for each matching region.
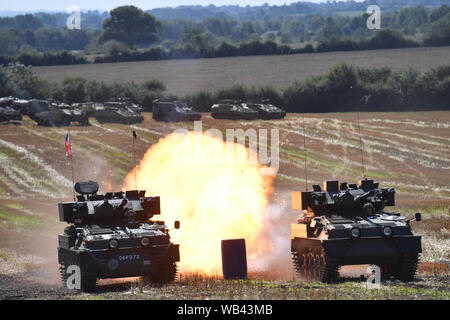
[35,46,450,95]
[418,262,449,276]
[72,272,449,300]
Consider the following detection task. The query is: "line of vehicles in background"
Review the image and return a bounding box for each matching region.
[0,96,286,127]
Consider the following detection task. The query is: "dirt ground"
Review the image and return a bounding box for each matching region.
[0,112,448,299]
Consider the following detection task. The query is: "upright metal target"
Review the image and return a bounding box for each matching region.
[221,239,247,280]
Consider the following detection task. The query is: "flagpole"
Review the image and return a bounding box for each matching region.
[66,129,76,201]
[132,130,137,190]
[70,152,75,201]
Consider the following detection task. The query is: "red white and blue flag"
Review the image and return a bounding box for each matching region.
[65,132,72,159]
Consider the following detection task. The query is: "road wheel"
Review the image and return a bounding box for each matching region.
[292,248,340,283]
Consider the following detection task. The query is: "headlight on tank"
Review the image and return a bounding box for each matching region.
[383,226,393,237]
[351,228,361,238]
[109,239,119,249]
[141,237,150,246]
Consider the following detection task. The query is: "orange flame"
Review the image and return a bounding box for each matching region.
[123,131,274,275]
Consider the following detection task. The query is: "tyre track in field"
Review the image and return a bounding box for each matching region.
[0,138,72,198]
[252,116,449,197]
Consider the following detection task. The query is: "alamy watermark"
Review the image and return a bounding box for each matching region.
[65,265,81,289]
[66,5,81,30]
[367,5,381,30]
[366,265,381,289]
[171,121,279,176]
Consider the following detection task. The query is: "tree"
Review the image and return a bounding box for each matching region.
[62,77,87,104]
[0,28,21,55]
[180,27,208,51]
[100,6,161,47]
[4,63,48,99]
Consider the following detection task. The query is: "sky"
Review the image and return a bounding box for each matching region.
[0,0,355,13]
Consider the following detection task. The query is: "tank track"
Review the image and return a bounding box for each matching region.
[379,253,419,282]
[59,263,68,286]
[292,247,340,283]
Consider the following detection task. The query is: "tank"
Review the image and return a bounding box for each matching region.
[94,104,144,124]
[152,99,201,122]
[0,106,22,123]
[291,179,422,283]
[211,100,258,120]
[31,109,71,127]
[27,99,50,116]
[11,99,30,115]
[64,108,90,126]
[0,96,14,107]
[57,181,180,292]
[243,101,286,120]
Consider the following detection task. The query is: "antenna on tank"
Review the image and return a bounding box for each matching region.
[132,130,137,190]
[357,95,370,179]
[302,112,308,191]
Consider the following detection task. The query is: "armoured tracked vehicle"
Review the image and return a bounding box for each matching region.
[291,179,422,283]
[94,105,144,124]
[31,109,71,127]
[244,101,286,120]
[0,96,14,107]
[0,106,22,122]
[58,181,180,292]
[211,100,258,120]
[152,99,201,122]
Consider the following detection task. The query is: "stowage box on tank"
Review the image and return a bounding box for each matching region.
[57,181,180,292]
[291,179,422,283]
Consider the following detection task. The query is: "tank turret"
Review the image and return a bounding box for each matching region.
[292,179,395,220]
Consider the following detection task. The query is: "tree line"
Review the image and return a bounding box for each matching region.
[1,27,446,66]
[2,62,449,113]
[0,4,449,59]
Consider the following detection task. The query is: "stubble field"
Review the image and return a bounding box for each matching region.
[0,111,448,299]
[34,46,450,95]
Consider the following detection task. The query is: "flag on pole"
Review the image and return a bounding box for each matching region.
[133,130,137,139]
[65,132,72,159]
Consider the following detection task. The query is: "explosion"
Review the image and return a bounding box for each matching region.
[123,131,274,275]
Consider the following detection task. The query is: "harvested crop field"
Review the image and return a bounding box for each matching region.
[0,111,448,300]
[35,46,450,95]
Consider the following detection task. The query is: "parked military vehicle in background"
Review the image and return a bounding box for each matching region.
[32,110,71,127]
[58,181,180,292]
[0,97,14,107]
[0,106,22,123]
[1,96,145,126]
[152,98,201,122]
[0,97,22,123]
[94,104,144,124]
[291,179,422,283]
[211,100,258,120]
[11,99,31,115]
[244,100,286,120]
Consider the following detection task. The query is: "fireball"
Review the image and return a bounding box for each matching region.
[123,131,274,275]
